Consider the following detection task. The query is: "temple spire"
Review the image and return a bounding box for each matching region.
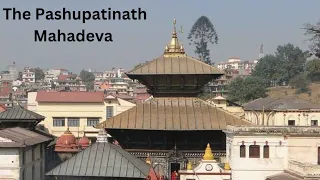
[203,143,214,160]
[164,18,185,57]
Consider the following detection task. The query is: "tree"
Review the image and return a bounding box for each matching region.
[252,54,284,86]
[252,44,309,86]
[289,74,310,94]
[304,21,320,58]
[227,76,267,104]
[17,72,22,81]
[305,58,320,82]
[34,67,45,81]
[188,16,218,65]
[79,70,95,90]
[275,44,309,82]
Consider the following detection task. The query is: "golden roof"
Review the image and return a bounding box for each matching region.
[224,162,231,170]
[127,18,224,75]
[203,143,214,160]
[95,97,252,130]
[146,153,151,165]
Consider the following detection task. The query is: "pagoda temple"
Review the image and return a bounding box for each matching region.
[95,19,252,178]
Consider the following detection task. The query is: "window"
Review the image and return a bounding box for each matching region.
[249,145,260,158]
[87,118,100,126]
[263,145,269,158]
[53,117,65,126]
[288,120,295,126]
[106,106,114,119]
[68,118,80,127]
[311,120,318,126]
[240,145,246,158]
[318,147,320,165]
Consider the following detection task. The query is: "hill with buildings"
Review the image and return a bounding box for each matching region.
[267,83,320,104]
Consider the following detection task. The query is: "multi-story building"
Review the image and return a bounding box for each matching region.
[224,125,320,180]
[22,67,35,83]
[28,91,136,138]
[243,97,320,126]
[44,69,69,83]
[0,62,19,81]
[208,69,237,97]
[217,57,257,75]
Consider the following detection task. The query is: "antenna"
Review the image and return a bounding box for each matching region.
[259,43,264,59]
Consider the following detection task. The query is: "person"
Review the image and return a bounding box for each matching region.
[171,171,177,180]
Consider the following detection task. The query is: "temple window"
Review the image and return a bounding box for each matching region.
[263,145,269,158]
[249,145,260,158]
[311,120,318,126]
[53,117,65,127]
[87,118,100,126]
[106,106,114,119]
[288,120,295,126]
[67,117,80,127]
[240,145,246,158]
[318,147,320,165]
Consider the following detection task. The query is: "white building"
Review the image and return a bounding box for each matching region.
[224,125,320,180]
[0,127,52,180]
[217,57,257,75]
[243,97,320,126]
[22,67,35,83]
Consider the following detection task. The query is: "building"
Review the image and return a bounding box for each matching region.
[179,144,231,180]
[0,127,52,180]
[22,67,36,84]
[0,62,19,81]
[29,91,135,137]
[206,96,244,117]
[46,128,154,180]
[223,125,320,180]
[217,57,257,74]
[95,19,252,179]
[243,97,320,126]
[208,69,236,97]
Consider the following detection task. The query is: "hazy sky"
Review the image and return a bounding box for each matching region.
[1,0,319,73]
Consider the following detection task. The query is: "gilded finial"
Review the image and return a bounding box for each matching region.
[224,162,231,170]
[203,143,214,160]
[163,18,186,57]
[187,161,192,170]
[146,153,151,165]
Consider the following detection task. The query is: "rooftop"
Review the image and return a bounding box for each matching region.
[0,127,52,147]
[0,105,45,121]
[95,97,252,130]
[224,125,320,136]
[243,97,320,111]
[36,91,105,103]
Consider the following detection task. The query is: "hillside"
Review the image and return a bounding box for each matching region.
[267,83,320,104]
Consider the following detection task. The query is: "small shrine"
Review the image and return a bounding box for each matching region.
[179,143,232,180]
[54,128,90,161]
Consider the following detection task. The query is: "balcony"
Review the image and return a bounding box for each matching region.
[288,160,320,178]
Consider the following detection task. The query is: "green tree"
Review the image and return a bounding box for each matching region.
[79,70,95,90]
[252,54,284,86]
[289,74,310,94]
[188,16,218,65]
[304,21,320,58]
[305,58,320,82]
[275,44,309,82]
[227,76,267,104]
[34,67,45,81]
[252,44,309,86]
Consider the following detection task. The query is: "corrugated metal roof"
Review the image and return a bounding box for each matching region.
[0,105,45,120]
[0,127,52,147]
[95,97,252,130]
[127,56,224,75]
[243,97,320,111]
[46,142,150,178]
[266,172,302,180]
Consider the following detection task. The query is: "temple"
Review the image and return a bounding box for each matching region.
[95,19,252,178]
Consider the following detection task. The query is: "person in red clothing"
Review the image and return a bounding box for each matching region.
[171,171,178,180]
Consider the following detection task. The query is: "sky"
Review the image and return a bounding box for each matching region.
[0,0,319,73]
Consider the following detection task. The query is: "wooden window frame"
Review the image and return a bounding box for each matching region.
[240,145,246,158]
[311,120,318,126]
[53,117,65,127]
[288,120,295,126]
[263,145,269,158]
[249,145,260,158]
